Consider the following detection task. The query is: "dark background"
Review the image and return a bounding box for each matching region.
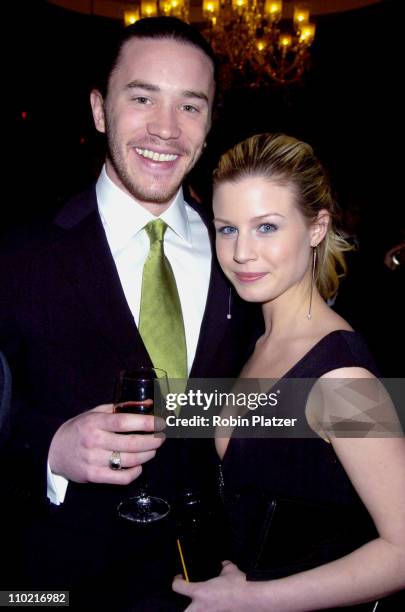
[7,0,402,229]
[5,0,404,374]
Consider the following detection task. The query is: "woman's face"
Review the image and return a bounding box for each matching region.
[213,176,322,304]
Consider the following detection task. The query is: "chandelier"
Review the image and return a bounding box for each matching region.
[123,1,316,87]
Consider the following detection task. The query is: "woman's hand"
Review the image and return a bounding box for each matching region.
[172,561,253,612]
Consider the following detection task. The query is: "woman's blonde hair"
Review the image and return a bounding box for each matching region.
[213,133,351,300]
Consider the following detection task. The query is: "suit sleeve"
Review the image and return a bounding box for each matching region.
[0,249,54,507]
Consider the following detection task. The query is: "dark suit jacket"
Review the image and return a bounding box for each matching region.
[0,186,261,609]
[0,351,11,446]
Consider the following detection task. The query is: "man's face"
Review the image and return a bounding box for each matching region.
[91,37,215,212]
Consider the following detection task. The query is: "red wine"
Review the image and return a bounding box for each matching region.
[114,399,153,415]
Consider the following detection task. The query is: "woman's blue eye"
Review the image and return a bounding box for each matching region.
[218,226,237,235]
[258,223,277,233]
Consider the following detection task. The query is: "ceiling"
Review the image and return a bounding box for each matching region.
[47,0,385,21]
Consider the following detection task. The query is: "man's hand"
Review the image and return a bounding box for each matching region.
[48,404,165,484]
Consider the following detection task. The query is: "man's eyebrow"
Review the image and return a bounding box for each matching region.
[126,81,209,104]
[182,90,209,104]
[126,80,160,92]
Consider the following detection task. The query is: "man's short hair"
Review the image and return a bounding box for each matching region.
[94,16,218,99]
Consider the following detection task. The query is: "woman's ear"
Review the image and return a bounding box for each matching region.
[310,209,330,247]
[90,89,106,134]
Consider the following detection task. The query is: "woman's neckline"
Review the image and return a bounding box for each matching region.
[217,329,357,463]
[280,329,356,380]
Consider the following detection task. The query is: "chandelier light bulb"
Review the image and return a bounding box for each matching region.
[265,0,283,19]
[279,34,292,48]
[293,5,310,29]
[203,1,217,13]
[232,0,248,10]
[124,9,140,25]
[141,0,158,18]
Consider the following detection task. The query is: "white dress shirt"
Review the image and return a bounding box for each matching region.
[48,166,211,504]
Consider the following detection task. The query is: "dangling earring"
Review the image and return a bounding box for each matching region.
[227,288,232,320]
[307,247,317,320]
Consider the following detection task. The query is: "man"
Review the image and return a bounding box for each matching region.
[0,17,259,611]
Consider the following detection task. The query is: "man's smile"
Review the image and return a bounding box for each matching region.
[135,147,179,162]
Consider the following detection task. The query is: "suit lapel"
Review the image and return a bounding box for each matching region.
[190,260,231,377]
[186,196,231,377]
[53,188,152,369]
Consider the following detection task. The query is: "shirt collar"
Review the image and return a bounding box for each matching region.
[96,165,191,254]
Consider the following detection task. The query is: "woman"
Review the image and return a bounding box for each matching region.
[173,134,405,610]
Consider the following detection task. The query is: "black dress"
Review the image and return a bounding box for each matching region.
[220,331,403,610]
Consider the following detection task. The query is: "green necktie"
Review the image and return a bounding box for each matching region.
[139,219,187,381]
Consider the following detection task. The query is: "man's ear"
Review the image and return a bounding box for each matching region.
[310,209,330,247]
[90,89,106,134]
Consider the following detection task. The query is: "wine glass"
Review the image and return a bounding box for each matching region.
[114,366,170,523]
